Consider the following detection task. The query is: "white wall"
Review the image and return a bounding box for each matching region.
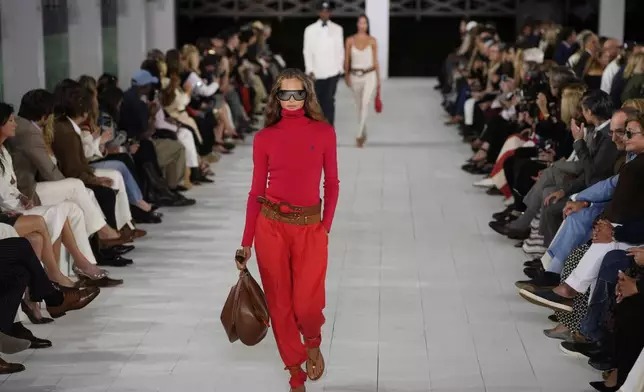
[599,0,625,42]
[117,0,147,86]
[68,0,103,79]
[1,0,45,106]
[366,0,389,79]
[146,0,176,53]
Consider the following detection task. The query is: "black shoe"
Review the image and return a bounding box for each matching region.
[96,255,132,267]
[548,314,559,323]
[518,288,573,312]
[514,271,560,291]
[589,381,618,392]
[173,185,189,192]
[588,355,616,371]
[560,341,603,359]
[488,221,531,240]
[492,206,517,222]
[11,323,52,349]
[523,258,542,268]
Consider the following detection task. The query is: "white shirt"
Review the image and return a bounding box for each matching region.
[0,223,18,239]
[303,19,344,80]
[0,146,22,210]
[601,58,621,94]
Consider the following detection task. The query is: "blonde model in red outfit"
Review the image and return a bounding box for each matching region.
[238,68,340,392]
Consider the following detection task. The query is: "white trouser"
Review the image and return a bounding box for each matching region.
[36,178,106,235]
[0,223,18,239]
[350,71,378,138]
[464,97,476,125]
[94,168,133,230]
[565,238,632,296]
[619,347,644,392]
[22,201,97,265]
[177,127,199,168]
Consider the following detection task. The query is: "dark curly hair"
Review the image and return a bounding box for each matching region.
[53,80,93,120]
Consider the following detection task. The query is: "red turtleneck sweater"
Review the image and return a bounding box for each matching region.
[241,108,340,247]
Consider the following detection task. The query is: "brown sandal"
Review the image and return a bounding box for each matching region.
[305,347,325,381]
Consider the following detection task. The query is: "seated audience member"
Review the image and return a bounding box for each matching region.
[5,89,126,245]
[517,107,635,289]
[519,111,644,312]
[0,233,101,373]
[78,75,162,224]
[490,90,618,240]
[51,81,141,239]
[119,70,188,192]
[0,103,114,283]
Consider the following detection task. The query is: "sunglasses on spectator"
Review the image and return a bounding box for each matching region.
[624,128,643,139]
[609,128,625,137]
[276,90,307,101]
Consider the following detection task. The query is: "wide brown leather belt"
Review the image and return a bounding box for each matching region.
[350,67,375,76]
[258,196,321,225]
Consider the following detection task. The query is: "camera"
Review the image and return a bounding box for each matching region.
[517,70,550,118]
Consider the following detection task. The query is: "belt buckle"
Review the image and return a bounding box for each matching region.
[356,70,364,76]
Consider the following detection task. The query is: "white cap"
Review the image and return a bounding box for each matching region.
[466,21,478,32]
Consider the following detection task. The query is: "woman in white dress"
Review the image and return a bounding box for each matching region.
[344,14,381,148]
[0,104,107,284]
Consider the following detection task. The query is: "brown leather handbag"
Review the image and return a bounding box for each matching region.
[221,251,270,346]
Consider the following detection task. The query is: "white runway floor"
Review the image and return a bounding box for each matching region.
[0,79,598,391]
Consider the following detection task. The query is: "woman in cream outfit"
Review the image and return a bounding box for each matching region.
[344,14,380,148]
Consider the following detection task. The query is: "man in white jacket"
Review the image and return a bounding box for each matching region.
[303,1,344,126]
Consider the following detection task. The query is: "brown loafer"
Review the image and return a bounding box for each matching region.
[0,357,25,374]
[47,287,100,318]
[78,276,124,288]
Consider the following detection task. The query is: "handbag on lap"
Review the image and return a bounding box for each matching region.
[221,250,270,346]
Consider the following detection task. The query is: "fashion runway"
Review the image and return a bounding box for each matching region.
[0,79,596,391]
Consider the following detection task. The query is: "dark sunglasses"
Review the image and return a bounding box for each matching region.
[624,128,643,139]
[276,90,307,101]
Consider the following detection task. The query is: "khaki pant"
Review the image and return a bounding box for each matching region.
[153,139,186,189]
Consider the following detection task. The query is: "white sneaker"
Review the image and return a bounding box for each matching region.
[503,197,515,207]
[473,178,494,188]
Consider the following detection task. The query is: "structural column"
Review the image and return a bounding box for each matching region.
[365,0,389,79]
[68,0,103,79]
[146,0,176,53]
[117,0,146,86]
[598,0,625,42]
[0,0,46,106]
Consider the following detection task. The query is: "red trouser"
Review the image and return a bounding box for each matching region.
[254,212,328,387]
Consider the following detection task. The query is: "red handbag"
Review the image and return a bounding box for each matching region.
[374,85,383,113]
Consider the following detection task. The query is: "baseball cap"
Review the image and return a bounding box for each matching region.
[131,69,159,86]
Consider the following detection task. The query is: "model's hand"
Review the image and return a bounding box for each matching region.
[236,246,252,270]
[344,75,351,87]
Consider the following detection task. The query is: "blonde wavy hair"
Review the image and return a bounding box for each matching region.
[624,52,644,79]
[264,68,327,127]
[622,98,644,113]
[181,44,201,75]
[560,83,587,125]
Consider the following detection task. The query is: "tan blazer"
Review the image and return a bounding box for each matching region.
[5,116,65,203]
[51,118,102,187]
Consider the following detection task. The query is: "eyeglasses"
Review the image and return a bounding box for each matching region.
[624,128,643,139]
[276,90,307,101]
[609,128,625,137]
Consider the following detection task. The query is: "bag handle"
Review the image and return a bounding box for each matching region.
[234,251,271,328]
